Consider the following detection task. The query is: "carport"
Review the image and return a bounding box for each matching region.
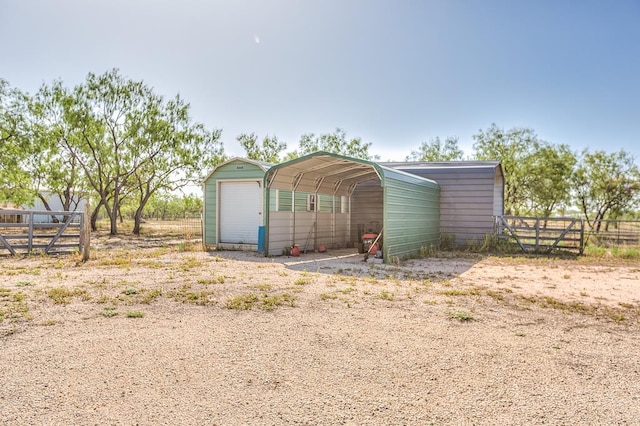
[263,151,440,263]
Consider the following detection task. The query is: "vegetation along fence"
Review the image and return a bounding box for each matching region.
[495,216,585,254]
[588,220,640,247]
[0,208,90,259]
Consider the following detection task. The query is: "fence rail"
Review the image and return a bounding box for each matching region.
[588,219,640,246]
[0,209,89,258]
[495,216,585,254]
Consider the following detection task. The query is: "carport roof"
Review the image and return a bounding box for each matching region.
[265,151,438,196]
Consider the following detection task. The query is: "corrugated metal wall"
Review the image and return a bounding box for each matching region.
[203,159,266,247]
[390,166,502,245]
[382,175,440,260]
[351,176,440,260]
[493,168,504,217]
[266,191,351,256]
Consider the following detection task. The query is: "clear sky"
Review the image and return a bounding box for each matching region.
[1,0,639,161]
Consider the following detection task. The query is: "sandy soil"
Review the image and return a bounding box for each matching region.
[1,245,639,425]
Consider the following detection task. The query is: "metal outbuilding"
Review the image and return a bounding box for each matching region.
[264,151,440,262]
[381,161,504,246]
[203,158,273,250]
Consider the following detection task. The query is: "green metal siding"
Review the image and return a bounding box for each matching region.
[278,191,292,212]
[203,159,267,246]
[382,176,440,261]
[294,192,308,212]
[319,194,333,212]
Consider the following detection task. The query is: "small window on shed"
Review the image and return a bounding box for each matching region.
[307,194,316,212]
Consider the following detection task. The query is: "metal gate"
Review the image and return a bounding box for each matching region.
[495,216,584,254]
[0,209,89,257]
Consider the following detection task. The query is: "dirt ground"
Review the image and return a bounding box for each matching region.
[1,242,639,425]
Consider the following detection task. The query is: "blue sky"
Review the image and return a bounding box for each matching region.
[1,0,639,161]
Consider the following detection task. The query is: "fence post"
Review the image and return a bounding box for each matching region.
[28,211,34,252]
[81,204,91,262]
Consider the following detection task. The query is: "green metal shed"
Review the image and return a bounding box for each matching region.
[203,158,272,250]
[264,151,440,262]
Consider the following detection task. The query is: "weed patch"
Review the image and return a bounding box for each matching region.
[378,290,394,301]
[141,289,163,304]
[169,285,214,305]
[448,310,475,322]
[226,294,259,310]
[294,278,311,286]
[101,308,118,318]
[261,293,296,311]
[47,287,88,305]
[320,293,338,300]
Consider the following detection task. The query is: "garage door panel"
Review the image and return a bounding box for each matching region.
[219,181,262,244]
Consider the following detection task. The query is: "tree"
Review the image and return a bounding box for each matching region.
[472,124,579,216]
[128,93,223,234]
[58,69,223,235]
[142,192,202,220]
[573,149,640,231]
[524,143,576,217]
[405,136,464,161]
[0,79,35,205]
[237,133,286,163]
[285,128,378,161]
[473,124,543,215]
[29,81,88,214]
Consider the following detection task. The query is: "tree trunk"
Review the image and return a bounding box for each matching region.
[110,188,119,235]
[133,207,143,235]
[90,199,103,231]
[133,189,154,235]
[37,193,60,223]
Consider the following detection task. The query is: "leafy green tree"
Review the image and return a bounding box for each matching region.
[0,79,35,205]
[285,128,378,161]
[406,136,464,161]
[472,123,577,217]
[523,143,576,217]
[57,70,139,234]
[142,192,202,220]
[472,124,540,215]
[573,149,640,231]
[29,81,88,213]
[57,69,223,235]
[128,93,223,234]
[237,133,286,163]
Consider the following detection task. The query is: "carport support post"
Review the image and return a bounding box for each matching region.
[314,191,318,250]
[331,195,335,248]
[292,190,296,248]
[263,188,270,256]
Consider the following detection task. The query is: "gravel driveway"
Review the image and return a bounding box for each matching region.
[1,247,639,425]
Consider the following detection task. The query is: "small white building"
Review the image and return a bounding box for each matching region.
[26,191,88,223]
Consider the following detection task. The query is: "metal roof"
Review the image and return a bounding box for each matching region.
[380,160,501,170]
[202,157,274,184]
[265,151,438,196]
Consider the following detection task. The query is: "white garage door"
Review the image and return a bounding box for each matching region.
[219,181,262,244]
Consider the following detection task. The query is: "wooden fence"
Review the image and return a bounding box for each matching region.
[0,207,90,259]
[495,216,585,254]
